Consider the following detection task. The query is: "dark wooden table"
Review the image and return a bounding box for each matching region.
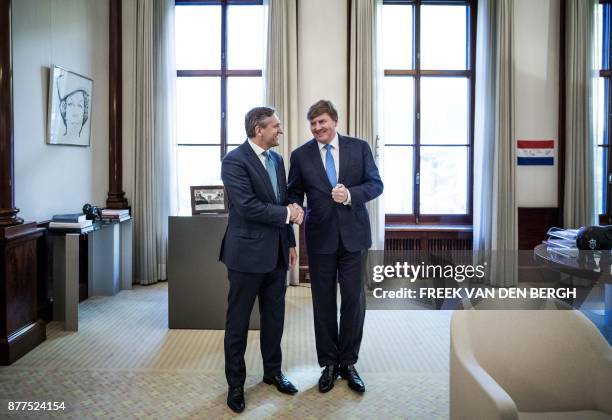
[534,243,611,341]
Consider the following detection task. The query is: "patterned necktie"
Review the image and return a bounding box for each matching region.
[324,144,337,186]
[262,151,279,202]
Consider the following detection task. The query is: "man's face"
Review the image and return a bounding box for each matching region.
[257,114,283,149]
[310,113,337,144]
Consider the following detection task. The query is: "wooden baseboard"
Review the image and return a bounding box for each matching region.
[0,320,46,365]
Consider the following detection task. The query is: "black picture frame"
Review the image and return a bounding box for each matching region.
[190,185,228,215]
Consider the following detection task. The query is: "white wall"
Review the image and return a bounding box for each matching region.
[296,0,562,208]
[514,0,560,207]
[297,0,348,142]
[13,0,109,222]
[11,0,559,223]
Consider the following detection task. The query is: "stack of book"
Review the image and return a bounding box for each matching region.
[49,213,94,233]
[544,227,579,258]
[101,209,130,223]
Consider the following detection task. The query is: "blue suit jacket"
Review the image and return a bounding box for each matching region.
[219,140,296,273]
[287,135,383,254]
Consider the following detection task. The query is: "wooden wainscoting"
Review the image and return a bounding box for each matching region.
[297,209,560,283]
[298,223,473,283]
[0,224,47,365]
[518,207,560,250]
[517,207,561,283]
[385,225,473,266]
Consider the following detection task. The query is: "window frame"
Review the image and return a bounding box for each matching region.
[382,0,477,226]
[175,0,264,160]
[600,0,612,224]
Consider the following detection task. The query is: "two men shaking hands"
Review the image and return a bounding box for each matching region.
[287,183,349,224]
[219,99,383,413]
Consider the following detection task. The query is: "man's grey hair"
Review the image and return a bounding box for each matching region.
[245,106,276,138]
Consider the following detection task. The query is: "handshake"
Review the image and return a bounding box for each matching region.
[287,203,304,225]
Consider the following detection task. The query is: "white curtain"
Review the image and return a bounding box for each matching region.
[264,0,300,285]
[133,0,178,285]
[564,0,599,228]
[349,0,384,251]
[473,0,517,286]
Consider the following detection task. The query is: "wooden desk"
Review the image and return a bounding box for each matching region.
[167,214,260,330]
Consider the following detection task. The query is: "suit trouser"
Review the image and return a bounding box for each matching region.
[308,238,366,367]
[224,264,287,387]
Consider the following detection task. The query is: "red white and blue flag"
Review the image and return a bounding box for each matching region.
[517,140,554,166]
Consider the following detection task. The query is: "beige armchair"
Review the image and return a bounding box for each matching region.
[450,310,612,420]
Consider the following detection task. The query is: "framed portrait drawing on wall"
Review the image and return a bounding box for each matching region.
[190,185,228,215]
[47,65,94,146]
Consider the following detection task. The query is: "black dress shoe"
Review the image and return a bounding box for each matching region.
[318,364,338,393]
[339,364,365,393]
[227,386,245,413]
[262,373,298,394]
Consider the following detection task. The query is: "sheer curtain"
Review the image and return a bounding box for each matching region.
[564,0,598,228]
[473,0,517,287]
[349,0,384,252]
[264,0,300,284]
[133,0,178,285]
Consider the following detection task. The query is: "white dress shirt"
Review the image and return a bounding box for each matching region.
[316,133,351,205]
[247,139,291,224]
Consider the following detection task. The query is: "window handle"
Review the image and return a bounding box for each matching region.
[609,173,612,184]
[416,172,420,185]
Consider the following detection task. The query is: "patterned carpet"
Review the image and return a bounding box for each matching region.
[0,283,452,419]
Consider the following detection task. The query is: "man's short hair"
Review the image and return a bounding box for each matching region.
[245,106,276,138]
[307,99,338,122]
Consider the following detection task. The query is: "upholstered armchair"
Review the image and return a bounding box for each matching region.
[450,310,612,420]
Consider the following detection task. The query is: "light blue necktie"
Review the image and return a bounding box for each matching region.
[324,144,337,186]
[262,151,279,202]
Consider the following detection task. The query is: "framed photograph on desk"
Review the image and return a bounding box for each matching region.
[190,185,228,215]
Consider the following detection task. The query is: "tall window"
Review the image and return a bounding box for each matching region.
[175,0,265,215]
[599,1,611,222]
[381,0,475,225]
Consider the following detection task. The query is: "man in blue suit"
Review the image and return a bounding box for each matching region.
[220,107,303,413]
[288,100,383,394]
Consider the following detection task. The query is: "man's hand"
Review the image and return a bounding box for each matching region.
[289,247,297,269]
[332,184,349,203]
[287,203,304,224]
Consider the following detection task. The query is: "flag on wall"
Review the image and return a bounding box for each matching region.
[517,140,554,165]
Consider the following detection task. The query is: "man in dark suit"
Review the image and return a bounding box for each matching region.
[288,99,383,394]
[220,107,303,413]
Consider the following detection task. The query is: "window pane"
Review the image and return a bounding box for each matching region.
[177,146,222,216]
[598,4,604,69]
[421,77,468,145]
[175,6,221,70]
[597,146,607,214]
[383,76,414,145]
[228,5,264,70]
[227,77,264,143]
[382,5,413,70]
[420,146,468,214]
[384,146,413,214]
[598,78,606,146]
[420,5,467,70]
[177,77,220,144]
